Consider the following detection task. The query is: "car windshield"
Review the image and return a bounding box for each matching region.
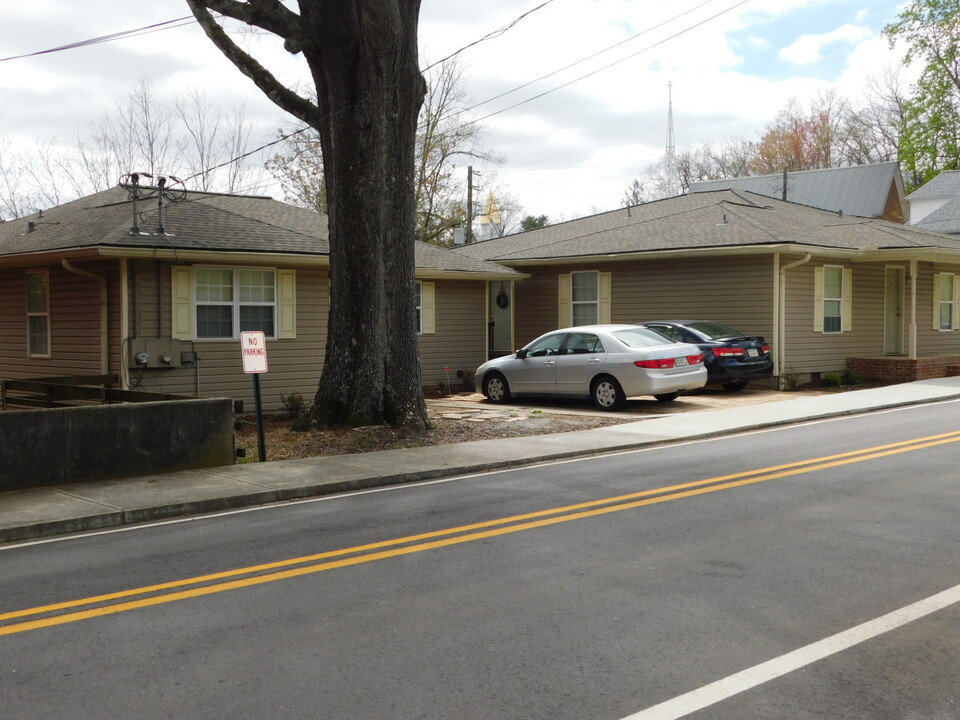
[613,327,677,347]
[686,321,741,339]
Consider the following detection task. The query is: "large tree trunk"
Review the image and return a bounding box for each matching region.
[298,2,429,429]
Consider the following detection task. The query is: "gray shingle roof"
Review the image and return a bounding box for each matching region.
[688,162,903,219]
[0,186,521,276]
[912,195,960,234]
[904,170,960,200]
[453,189,960,263]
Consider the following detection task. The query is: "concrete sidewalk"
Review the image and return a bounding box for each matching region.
[4,377,960,544]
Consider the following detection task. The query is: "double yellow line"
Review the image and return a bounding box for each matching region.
[4,430,960,637]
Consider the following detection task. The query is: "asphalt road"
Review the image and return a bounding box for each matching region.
[2,400,960,719]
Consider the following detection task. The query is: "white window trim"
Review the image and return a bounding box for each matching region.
[558,271,611,327]
[814,265,852,334]
[932,272,960,331]
[172,266,296,341]
[26,269,51,358]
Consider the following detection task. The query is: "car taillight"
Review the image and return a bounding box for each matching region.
[635,358,675,369]
[761,344,770,353]
[688,353,705,365]
[712,347,745,357]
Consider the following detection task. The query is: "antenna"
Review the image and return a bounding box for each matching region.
[664,82,679,197]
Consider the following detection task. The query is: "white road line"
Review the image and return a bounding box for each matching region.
[623,583,960,720]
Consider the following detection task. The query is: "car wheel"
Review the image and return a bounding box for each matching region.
[654,392,678,402]
[722,379,748,391]
[592,376,626,411]
[482,372,512,403]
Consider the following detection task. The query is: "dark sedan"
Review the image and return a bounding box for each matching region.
[637,320,773,390]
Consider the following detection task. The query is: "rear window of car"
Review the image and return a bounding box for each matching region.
[687,321,740,339]
[613,327,677,347]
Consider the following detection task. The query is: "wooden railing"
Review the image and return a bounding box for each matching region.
[0,374,191,411]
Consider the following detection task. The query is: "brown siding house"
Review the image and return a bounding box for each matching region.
[0,186,523,411]
[455,189,960,385]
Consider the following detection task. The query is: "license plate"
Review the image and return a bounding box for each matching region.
[674,356,689,366]
[747,348,759,357]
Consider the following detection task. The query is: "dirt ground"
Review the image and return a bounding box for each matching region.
[234,384,848,462]
[235,397,631,462]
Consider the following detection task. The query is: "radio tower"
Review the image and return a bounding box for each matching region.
[664,82,679,197]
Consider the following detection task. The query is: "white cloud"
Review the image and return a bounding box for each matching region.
[779,23,876,65]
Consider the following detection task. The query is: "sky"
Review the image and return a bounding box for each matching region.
[0,0,915,224]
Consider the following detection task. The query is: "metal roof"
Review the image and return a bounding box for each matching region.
[688,162,904,219]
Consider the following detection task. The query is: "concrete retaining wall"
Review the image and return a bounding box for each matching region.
[0,399,235,491]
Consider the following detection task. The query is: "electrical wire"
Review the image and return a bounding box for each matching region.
[0,16,198,62]
[5,1,750,204]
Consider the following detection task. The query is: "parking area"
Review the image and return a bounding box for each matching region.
[428,385,827,422]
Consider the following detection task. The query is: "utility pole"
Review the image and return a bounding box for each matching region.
[466,165,474,244]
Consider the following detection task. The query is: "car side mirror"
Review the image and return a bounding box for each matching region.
[516,349,528,359]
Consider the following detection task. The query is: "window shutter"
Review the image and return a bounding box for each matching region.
[842,267,853,332]
[421,281,436,334]
[277,269,297,339]
[558,273,571,327]
[171,266,193,340]
[813,266,824,333]
[954,275,960,330]
[599,272,612,323]
[932,273,942,330]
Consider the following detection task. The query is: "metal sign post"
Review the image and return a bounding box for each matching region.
[240,331,269,462]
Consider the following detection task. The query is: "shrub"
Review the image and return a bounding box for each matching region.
[821,372,843,388]
[841,369,864,386]
[280,390,308,419]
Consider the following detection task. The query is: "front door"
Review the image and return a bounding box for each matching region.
[884,267,904,355]
[488,282,513,359]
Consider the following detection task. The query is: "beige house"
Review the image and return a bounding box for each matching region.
[0,186,523,411]
[455,189,960,384]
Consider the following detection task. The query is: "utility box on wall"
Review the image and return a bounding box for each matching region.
[129,338,183,368]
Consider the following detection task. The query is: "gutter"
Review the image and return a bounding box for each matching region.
[62,260,109,375]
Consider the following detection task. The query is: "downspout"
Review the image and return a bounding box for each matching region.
[777,253,812,387]
[909,258,918,360]
[62,260,109,376]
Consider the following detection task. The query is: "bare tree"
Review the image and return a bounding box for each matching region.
[186,0,429,430]
[1,79,270,220]
[842,67,908,168]
[267,56,500,245]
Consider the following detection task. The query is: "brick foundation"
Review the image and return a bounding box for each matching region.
[846,356,960,383]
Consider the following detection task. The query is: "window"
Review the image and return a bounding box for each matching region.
[822,266,843,333]
[571,271,599,326]
[173,266,296,341]
[564,332,604,354]
[26,270,50,357]
[933,273,959,331]
[814,265,852,334]
[415,282,421,333]
[194,267,275,339]
[524,332,566,357]
[557,272,611,327]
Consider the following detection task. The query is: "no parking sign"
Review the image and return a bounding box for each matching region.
[240,331,268,462]
[241,331,268,373]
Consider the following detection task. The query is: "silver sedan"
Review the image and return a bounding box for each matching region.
[474,324,707,410]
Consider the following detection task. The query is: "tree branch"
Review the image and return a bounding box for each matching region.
[185,0,318,126]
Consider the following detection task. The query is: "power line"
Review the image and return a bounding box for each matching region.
[463,0,722,113]
[463,0,751,128]
[0,16,198,62]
